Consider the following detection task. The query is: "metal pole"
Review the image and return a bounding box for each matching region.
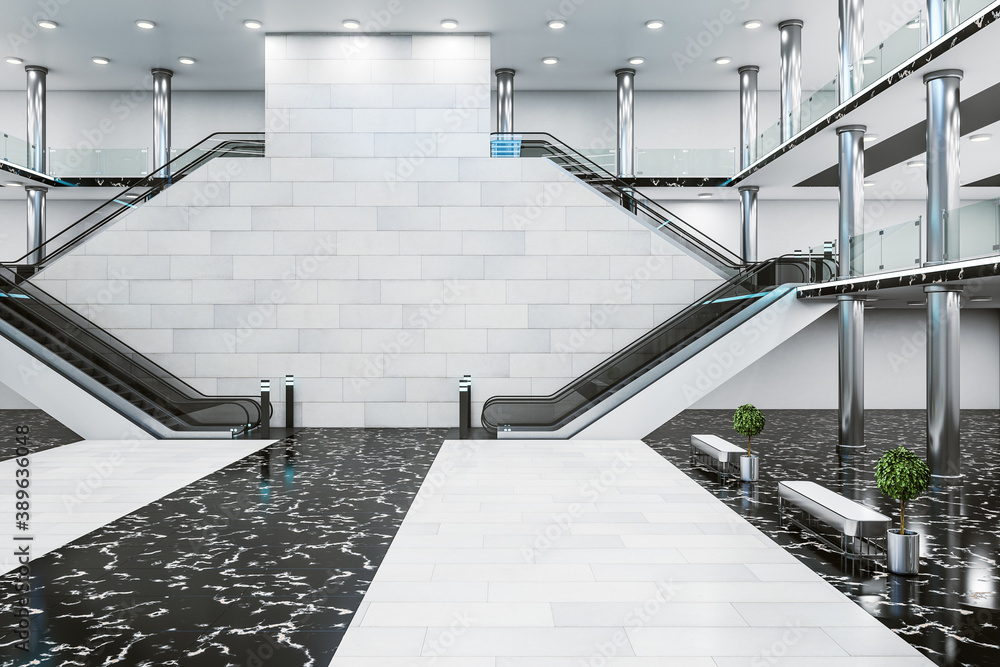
[260,379,271,439]
[25,66,47,173]
[616,69,636,178]
[285,375,294,430]
[925,284,962,483]
[739,186,759,263]
[924,69,962,265]
[838,0,864,103]
[838,294,865,449]
[779,20,803,142]
[495,68,515,135]
[837,125,866,277]
[25,186,47,265]
[738,66,759,169]
[927,0,959,42]
[152,68,173,178]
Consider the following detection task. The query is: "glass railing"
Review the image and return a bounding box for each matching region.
[636,148,736,177]
[0,133,30,168]
[577,148,616,172]
[850,218,922,276]
[49,148,149,177]
[946,199,1000,261]
[959,0,996,22]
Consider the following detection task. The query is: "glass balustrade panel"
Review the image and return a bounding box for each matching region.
[879,218,922,271]
[636,148,735,177]
[947,199,1000,261]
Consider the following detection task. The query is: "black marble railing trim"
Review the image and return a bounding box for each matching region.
[798,257,1000,297]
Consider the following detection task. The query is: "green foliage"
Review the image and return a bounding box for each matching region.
[733,404,765,438]
[733,404,765,456]
[875,447,930,503]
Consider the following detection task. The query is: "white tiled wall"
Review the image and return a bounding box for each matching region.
[33,34,723,427]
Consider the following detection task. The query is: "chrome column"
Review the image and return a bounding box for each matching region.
[495,68,515,134]
[739,186,759,263]
[925,284,962,483]
[25,66,47,173]
[837,125,866,277]
[927,0,959,42]
[838,294,865,449]
[152,68,173,177]
[616,68,635,178]
[739,66,759,169]
[779,20,803,142]
[838,0,864,103]
[26,186,47,265]
[924,69,962,265]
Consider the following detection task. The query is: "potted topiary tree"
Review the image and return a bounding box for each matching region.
[733,404,765,482]
[874,446,930,576]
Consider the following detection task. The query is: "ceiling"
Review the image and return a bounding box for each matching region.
[0,0,930,92]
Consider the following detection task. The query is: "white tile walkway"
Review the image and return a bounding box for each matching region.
[0,438,272,573]
[329,439,934,666]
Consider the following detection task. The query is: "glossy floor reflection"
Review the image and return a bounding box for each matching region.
[0,427,444,666]
[645,409,1000,667]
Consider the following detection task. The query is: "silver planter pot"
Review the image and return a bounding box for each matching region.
[740,454,759,482]
[887,529,920,575]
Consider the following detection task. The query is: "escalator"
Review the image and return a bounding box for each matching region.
[0,266,263,438]
[492,131,744,279]
[0,132,266,438]
[482,254,837,439]
[7,132,264,280]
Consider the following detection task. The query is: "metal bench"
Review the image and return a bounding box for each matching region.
[778,480,890,559]
[690,434,745,478]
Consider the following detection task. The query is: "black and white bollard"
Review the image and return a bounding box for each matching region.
[285,375,294,430]
[260,379,271,439]
[459,375,472,439]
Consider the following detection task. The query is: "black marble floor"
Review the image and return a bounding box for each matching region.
[0,427,445,666]
[0,409,80,458]
[646,409,1000,667]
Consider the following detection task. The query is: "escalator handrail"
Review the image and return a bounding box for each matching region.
[481,253,830,432]
[0,282,257,431]
[0,267,262,430]
[494,131,746,269]
[5,132,264,268]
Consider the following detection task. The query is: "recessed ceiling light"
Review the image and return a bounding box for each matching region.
[907,300,926,306]
[178,56,196,65]
[6,57,23,65]
[37,19,57,29]
[342,19,361,29]
[548,19,566,29]
[864,180,876,187]
[698,192,714,199]
[715,56,732,65]
[861,56,877,64]
[542,56,558,65]
[969,296,993,302]
[92,56,110,65]
[864,134,878,143]
[136,20,156,30]
[440,19,459,30]
[646,19,664,30]
[907,159,925,168]
[970,133,992,142]
[744,19,763,30]
[243,19,263,30]
[906,18,923,29]
[629,57,645,65]
[5,181,23,187]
